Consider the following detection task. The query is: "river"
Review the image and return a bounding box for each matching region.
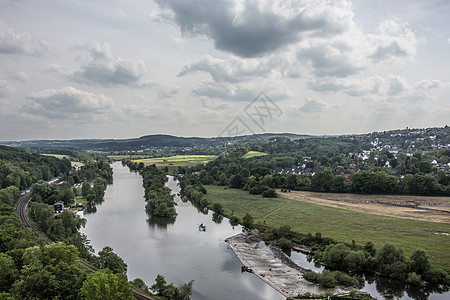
[81,162,449,300]
[81,162,284,300]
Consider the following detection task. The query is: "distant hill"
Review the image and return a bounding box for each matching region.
[0,133,316,152]
[1,126,447,153]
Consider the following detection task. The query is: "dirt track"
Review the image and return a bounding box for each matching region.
[280,191,450,224]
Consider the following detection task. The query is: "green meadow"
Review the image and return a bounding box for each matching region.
[204,185,450,272]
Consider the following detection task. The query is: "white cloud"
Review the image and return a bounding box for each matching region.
[368,19,419,63]
[0,20,50,57]
[192,80,293,102]
[70,42,147,87]
[27,86,114,119]
[415,79,443,90]
[298,97,328,112]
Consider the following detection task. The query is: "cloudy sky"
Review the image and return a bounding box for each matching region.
[0,0,449,140]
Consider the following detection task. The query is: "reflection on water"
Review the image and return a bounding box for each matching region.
[289,250,324,273]
[212,212,224,224]
[80,162,284,300]
[147,214,176,229]
[289,250,449,300]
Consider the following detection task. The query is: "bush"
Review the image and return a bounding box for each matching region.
[423,267,450,285]
[242,213,254,228]
[279,238,292,249]
[303,270,358,288]
[406,272,424,287]
[262,188,277,198]
[212,202,224,214]
[303,270,319,283]
[334,271,358,287]
[229,215,239,226]
[317,271,337,288]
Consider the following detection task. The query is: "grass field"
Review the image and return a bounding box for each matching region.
[42,153,84,168]
[204,185,450,272]
[242,151,268,159]
[131,155,216,172]
[108,154,152,160]
[281,191,450,223]
[71,161,85,167]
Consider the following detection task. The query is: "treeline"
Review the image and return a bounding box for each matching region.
[0,145,71,190]
[305,243,450,288]
[126,161,177,219]
[176,148,449,196]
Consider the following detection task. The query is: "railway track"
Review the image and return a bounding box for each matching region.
[15,193,40,237]
[14,192,155,300]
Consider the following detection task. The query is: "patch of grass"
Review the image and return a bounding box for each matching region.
[205,185,450,272]
[242,151,268,159]
[71,161,85,167]
[204,185,288,219]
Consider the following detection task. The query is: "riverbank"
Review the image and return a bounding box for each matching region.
[226,230,343,298]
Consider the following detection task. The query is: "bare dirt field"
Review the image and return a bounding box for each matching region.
[280,191,450,224]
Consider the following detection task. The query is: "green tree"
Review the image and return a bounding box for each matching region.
[212,202,224,215]
[0,253,17,292]
[13,243,87,300]
[80,269,133,300]
[409,248,431,275]
[376,243,407,279]
[242,213,254,228]
[323,244,350,270]
[98,246,127,275]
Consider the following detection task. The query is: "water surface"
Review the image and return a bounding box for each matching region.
[81,162,283,300]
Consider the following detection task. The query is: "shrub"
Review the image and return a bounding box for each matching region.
[406,272,424,287]
[279,238,292,249]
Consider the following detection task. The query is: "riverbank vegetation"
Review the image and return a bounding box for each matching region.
[126,161,178,219]
[1,146,192,299]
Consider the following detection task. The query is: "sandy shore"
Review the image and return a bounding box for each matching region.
[226,230,343,298]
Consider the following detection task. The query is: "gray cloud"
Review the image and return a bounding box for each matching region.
[155,0,351,57]
[192,81,256,102]
[71,43,146,87]
[387,75,409,95]
[298,97,328,112]
[27,86,114,119]
[370,41,407,61]
[297,45,362,78]
[10,72,30,82]
[192,80,292,102]
[415,79,443,90]
[0,80,14,98]
[0,20,50,56]
[69,43,179,98]
[177,54,291,82]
